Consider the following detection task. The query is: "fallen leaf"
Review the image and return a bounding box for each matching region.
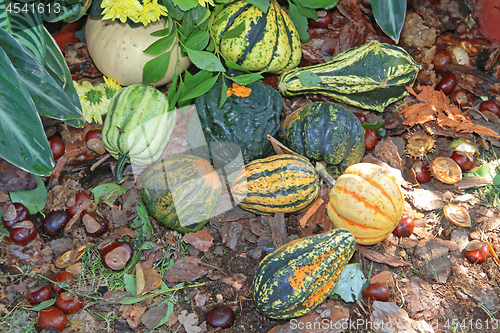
[375,139,402,170]
[120,304,147,330]
[135,263,163,297]
[177,310,201,333]
[164,257,208,283]
[194,291,207,307]
[221,273,247,291]
[370,301,435,333]
[358,246,412,267]
[182,230,213,253]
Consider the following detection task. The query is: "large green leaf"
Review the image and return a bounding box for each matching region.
[0,1,13,33]
[42,27,84,127]
[9,0,46,62]
[371,0,406,43]
[0,28,84,125]
[0,45,53,176]
[42,0,90,23]
[245,0,270,12]
[294,0,339,9]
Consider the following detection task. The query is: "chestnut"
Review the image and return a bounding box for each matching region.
[28,286,53,305]
[435,72,457,95]
[50,271,75,294]
[38,306,67,331]
[43,210,69,237]
[450,151,474,172]
[354,112,367,124]
[360,0,371,8]
[85,128,108,155]
[432,50,452,72]
[48,135,65,160]
[463,240,490,264]
[412,160,431,183]
[81,211,108,237]
[66,192,91,216]
[10,220,37,245]
[206,304,235,329]
[55,291,83,314]
[101,241,134,271]
[308,10,333,28]
[364,128,378,150]
[449,90,468,106]
[362,283,390,302]
[3,202,30,230]
[393,214,415,238]
[479,100,500,117]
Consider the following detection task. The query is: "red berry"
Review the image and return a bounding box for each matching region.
[362,283,390,301]
[38,306,67,331]
[393,214,415,237]
[364,128,378,150]
[48,135,65,160]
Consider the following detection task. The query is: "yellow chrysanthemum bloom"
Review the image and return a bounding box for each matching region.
[103,76,122,96]
[73,81,110,125]
[101,0,143,23]
[197,0,214,7]
[137,0,168,25]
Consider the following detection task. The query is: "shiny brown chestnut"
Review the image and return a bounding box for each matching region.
[412,160,432,184]
[38,306,67,331]
[10,220,37,245]
[362,283,390,301]
[354,112,367,124]
[206,304,235,329]
[449,89,468,106]
[66,192,91,216]
[432,50,452,72]
[364,128,378,150]
[479,100,500,117]
[50,271,75,294]
[463,240,490,264]
[3,202,30,230]
[55,291,83,314]
[308,10,333,28]
[85,129,108,155]
[450,151,474,172]
[101,241,134,271]
[43,210,69,237]
[81,211,108,237]
[48,135,65,160]
[435,72,457,95]
[28,286,53,305]
[393,214,415,238]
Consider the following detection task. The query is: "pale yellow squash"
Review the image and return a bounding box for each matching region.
[327,163,404,245]
[85,18,191,86]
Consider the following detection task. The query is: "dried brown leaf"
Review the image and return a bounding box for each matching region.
[358,246,412,267]
[182,230,213,253]
[135,263,163,297]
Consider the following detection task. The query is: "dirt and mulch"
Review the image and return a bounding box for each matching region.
[2,0,500,332]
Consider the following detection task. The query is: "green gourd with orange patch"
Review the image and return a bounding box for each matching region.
[252,228,355,319]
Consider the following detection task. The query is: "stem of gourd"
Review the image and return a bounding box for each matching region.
[315,161,336,188]
[114,154,130,184]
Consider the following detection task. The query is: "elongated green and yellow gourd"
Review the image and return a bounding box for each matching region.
[277,40,420,112]
[210,0,301,74]
[253,228,356,319]
[231,154,319,215]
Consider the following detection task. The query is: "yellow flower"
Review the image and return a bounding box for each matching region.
[137,0,168,25]
[103,76,122,98]
[101,0,143,23]
[197,0,214,7]
[73,81,110,125]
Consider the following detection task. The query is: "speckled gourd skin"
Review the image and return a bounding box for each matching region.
[252,228,356,319]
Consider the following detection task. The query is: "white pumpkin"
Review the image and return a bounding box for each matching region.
[85,18,190,86]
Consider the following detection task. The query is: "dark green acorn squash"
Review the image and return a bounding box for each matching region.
[279,101,365,170]
[253,228,356,319]
[140,155,222,233]
[191,74,282,167]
